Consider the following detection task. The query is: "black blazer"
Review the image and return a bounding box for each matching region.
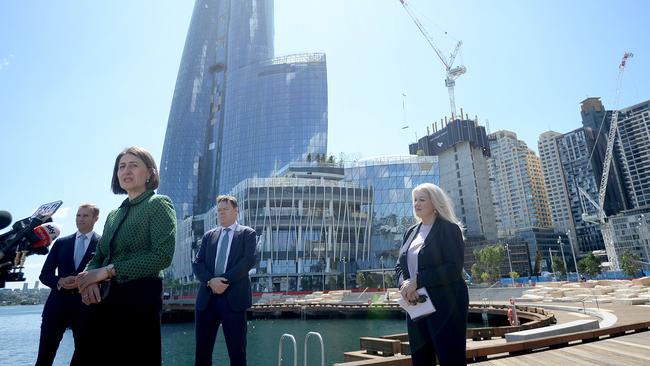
[192,225,257,312]
[40,232,100,289]
[395,218,468,325]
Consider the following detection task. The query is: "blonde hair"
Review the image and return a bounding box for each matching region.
[412,183,464,232]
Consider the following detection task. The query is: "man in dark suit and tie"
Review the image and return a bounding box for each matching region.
[193,195,257,366]
[36,203,100,366]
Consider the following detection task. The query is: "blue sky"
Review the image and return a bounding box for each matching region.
[1,0,648,288]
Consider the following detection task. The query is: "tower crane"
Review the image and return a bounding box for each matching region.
[399,0,466,120]
[578,52,633,271]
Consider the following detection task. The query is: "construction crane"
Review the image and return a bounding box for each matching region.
[399,0,466,120]
[578,52,634,271]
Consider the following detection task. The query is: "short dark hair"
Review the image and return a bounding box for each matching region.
[111,146,160,194]
[79,203,100,218]
[216,195,238,209]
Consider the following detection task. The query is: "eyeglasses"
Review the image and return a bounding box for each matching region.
[409,294,428,306]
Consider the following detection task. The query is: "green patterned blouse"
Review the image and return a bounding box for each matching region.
[86,190,177,284]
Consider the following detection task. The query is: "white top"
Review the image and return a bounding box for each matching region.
[406,223,432,283]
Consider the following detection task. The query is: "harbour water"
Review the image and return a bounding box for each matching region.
[0,305,407,365]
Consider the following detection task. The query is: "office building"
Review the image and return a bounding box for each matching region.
[538,131,578,248]
[410,117,497,242]
[488,130,553,237]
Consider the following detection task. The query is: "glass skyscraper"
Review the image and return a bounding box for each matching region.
[218,53,328,195]
[159,0,225,219]
[159,0,327,219]
[559,127,605,253]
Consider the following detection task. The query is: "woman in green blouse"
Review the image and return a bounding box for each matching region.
[77,146,176,365]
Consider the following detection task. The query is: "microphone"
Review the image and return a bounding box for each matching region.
[30,223,61,249]
[0,223,60,261]
[0,211,11,230]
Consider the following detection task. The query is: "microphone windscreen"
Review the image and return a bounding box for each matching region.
[31,223,61,248]
[0,211,11,230]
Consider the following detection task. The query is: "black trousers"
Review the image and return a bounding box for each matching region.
[195,295,247,366]
[407,300,468,366]
[36,292,90,366]
[77,277,163,366]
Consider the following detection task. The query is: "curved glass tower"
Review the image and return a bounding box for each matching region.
[159,0,226,219]
[218,53,328,194]
[159,0,327,219]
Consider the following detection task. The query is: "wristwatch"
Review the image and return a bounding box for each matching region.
[105,264,115,279]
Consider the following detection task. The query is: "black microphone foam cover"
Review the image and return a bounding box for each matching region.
[0,211,12,230]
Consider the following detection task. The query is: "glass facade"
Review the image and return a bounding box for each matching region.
[344,155,439,268]
[515,228,567,274]
[218,53,328,194]
[617,100,650,208]
[580,97,631,215]
[160,1,327,219]
[229,175,372,292]
[559,128,605,253]
[159,0,227,219]
[610,210,650,268]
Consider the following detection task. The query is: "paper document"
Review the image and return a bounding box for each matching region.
[397,287,435,320]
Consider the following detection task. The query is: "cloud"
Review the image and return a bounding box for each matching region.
[0,54,15,71]
[52,206,71,219]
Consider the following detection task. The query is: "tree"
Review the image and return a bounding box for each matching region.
[384,272,395,288]
[356,272,368,288]
[470,263,482,283]
[510,272,520,281]
[551,255,566,278]
[480,272,490,283]
[367,274,379,288]
[533,251,542,277]
[620,249,641,277]
[300,277,311,291]
[578,252,601,278]
[306,153,312,162]
[327,155,335,164]
[326,275,337,290]
[472,245,505,283]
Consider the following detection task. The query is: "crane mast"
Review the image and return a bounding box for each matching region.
[579,52,633,270]
[399,0,466,120]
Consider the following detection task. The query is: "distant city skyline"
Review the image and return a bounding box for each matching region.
[2,0,648,288]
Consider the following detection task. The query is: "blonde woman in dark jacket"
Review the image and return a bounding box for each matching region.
[395,183,468,366]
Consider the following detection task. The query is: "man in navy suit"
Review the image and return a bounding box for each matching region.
[193,195,257,366]
[36,204,100,366]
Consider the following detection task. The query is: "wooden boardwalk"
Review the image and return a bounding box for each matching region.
[335,303,650,366]
[472,331,650,366]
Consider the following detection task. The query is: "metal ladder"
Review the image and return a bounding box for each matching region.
[277,331,324,366]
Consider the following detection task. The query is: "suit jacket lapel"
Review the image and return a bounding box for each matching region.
[403,223,421,254]
[422,219,442,249]
[400,223,421,279]
[226,229,243,268]
[66,237,77,270]
[78,234,98,271]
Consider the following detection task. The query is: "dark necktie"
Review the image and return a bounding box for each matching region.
[214,228,231,275]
